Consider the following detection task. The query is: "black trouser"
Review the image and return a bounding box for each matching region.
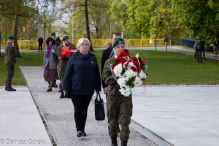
[38,44,42,52]
[71,94,92,131]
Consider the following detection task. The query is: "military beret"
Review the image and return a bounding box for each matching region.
[8,36,16,40]
[112,38,125,48]
[62,36,68,41]
[51,32,56,36]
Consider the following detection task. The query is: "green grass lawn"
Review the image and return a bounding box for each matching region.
[0,49,219,86]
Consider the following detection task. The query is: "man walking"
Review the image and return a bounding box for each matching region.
[38,35,43,52]
[101,31,129,133]
[5,36,17,91]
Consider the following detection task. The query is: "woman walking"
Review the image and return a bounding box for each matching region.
[213,37,218,57]
[43,37,59,92]
[62,38,101,137]
[102,38,133,146]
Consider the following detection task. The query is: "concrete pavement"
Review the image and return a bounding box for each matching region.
[100,86,219,146]
[0,87,52,146]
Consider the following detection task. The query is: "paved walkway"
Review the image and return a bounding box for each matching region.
[0,87,52,146]
[20,66,158,146]
[100,86,219,146]
[1,46,218,60]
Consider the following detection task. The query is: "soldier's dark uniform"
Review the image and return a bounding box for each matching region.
[5,36,16,91]
[58,40,75,93]
[102,56,133,145]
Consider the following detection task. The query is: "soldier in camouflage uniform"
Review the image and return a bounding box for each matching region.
[5,36,17,91]
[50,32,60,87]
[102,38,132,146]
[58,36,75,98]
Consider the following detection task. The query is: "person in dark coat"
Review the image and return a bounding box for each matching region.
[55,36,61,43]
[62,38,101,137]
[213,37,219,57]
[38,35,43,52]
[101,31,129,134]
[199,39,205,59]
[50,32,60,87]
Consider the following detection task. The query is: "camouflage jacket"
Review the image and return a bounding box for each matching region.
[5,42,16,64]
[58,42,75,57]
[102,57,121,95]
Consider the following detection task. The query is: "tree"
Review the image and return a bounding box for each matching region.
[172,0,219,49]
[110,0,190,39]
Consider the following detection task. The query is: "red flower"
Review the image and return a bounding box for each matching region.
[117,50,129,58]
[140,60,146,65]
[132,58,141,72]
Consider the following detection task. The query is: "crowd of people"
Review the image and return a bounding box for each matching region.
[41,31,131,146]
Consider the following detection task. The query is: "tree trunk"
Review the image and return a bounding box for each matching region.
[85,0,93,51]
[14,14,21,57]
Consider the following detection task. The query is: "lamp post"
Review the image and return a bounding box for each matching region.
[154,10,159,51]
[42,5,48,49]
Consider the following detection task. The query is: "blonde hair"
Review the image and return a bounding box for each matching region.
[105,41,112,47]
[76,38,91,48]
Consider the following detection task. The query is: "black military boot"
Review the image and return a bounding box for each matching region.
[121,141,127,146]
[52,80,58,87]
[7,86,16,91]
[117,123,120,133]
[60,91,65,98]
[5,86,7,90]
[111,136,118,146]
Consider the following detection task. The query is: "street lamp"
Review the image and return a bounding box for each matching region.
[42,5,48,49]
[154,10,159,51]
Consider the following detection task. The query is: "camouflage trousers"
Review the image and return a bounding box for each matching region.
[5,63,14,86]
[107,94,133,142]
[58,60,68,90]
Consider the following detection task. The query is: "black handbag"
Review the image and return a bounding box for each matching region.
[95,92,105,121]
[53,53,58,62]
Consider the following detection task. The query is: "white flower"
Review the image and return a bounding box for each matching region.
[114,64,123,77]
[128,62,133,67]
[117,77,127,87]
[139,70,146,79]
[119,87,131,97]
[124,69,136,79]
[134,77,142,86]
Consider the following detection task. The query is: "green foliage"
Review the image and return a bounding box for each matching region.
[125,76,136,88]
[172,0,219,48]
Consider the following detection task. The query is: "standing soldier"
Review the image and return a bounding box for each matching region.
[38,35,43,52]
[50,32,60,87]
[58,36,75,98]
[5,36,17,91]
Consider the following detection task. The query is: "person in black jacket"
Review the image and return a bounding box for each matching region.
[213,37,219,57]
[199,39,205,59]
[62,38,101,137]
[38,36,43,52]
[101,31,129,134]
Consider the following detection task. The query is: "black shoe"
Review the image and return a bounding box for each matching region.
[77,131,82,137]
[60,92,65,98]
[47,89,52,92]
[121,141,127,146]
[52,81,58,88]
[82,131,86,136]
[117,123,120,133]
[111,136,118,146]
[7,87,16,91]
[5,86,7,90]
